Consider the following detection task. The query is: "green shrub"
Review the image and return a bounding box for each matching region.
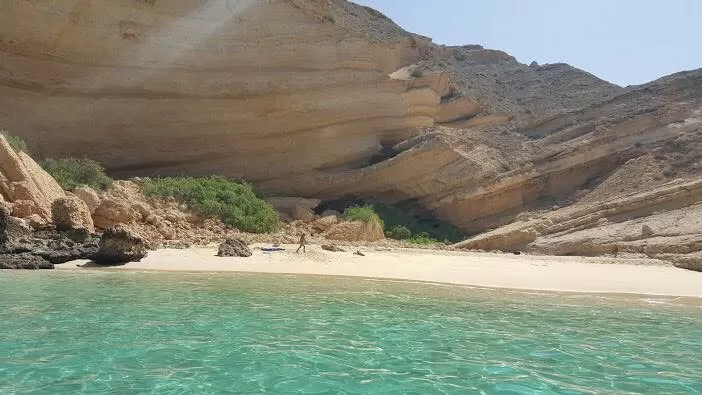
[42,157,113,190]
[407,232,439,245]
[372,202,464,243]
[1,131,28,153]
[386,225,412,240]
[343,204,384,226]
[140,176,280,234]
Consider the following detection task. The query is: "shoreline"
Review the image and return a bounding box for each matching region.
[56,244,702,299]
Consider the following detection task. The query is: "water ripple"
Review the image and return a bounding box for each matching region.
[1,271,701,394]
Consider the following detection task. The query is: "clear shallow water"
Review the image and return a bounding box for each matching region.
[1,272,702,394]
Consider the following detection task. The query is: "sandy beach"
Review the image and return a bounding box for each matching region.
[57,244,702,298]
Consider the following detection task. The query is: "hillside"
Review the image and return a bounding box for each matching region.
[1,0,701,268]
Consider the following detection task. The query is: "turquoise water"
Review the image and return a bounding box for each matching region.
[1,272,702,394]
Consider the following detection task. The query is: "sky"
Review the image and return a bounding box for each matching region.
[352,0,702,87]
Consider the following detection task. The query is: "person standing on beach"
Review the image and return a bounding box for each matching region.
[296,233,307,253]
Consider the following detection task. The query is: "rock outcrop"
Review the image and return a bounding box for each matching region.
[455,179,702,267]
[73,186,101,215]
[90,180,237,246]
[1,206,99,268]
[311,215,339,232]
[0,135,66,226]
[325,220,385,242]
[92,227,147,265]
[267,197,322,223]
[52,196,94,232]
[0,253,53,270]
[217,238,252,258]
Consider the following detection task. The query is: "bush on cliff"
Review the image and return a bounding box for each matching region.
[139,176,280,234]
[42,157,113,191]
[1,131,28,153]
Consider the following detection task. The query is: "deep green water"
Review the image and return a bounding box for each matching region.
[1,272,702,394]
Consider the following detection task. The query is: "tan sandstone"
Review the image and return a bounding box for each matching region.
[0,135,67,222]
[52,195,95,232]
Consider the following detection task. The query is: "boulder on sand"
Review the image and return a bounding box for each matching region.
[92,227,148,265]
[321,244,345,252]
[217,238,252,257]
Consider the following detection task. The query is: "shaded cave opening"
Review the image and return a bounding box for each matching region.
[317,197,465,243]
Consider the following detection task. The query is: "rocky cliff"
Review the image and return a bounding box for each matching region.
[1,0,701,267]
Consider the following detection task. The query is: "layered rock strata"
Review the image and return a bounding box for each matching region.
[1,0,701,266]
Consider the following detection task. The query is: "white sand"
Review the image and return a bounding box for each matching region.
[58,244,702,298]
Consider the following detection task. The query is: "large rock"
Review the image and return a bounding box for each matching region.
[217,238,252,258]
[52,196,94,232]
[311,215,339,231]
[0,205,30,250]
[92,227,148,265]
[73,186,101,214]
[0,136,66,221]
[92,198,140,229]
[325,220,385,242]
[267,197,321,223]
[1,206,99,267]
[670,253,702,273]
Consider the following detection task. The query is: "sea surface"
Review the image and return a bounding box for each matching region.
[1,271,701,394]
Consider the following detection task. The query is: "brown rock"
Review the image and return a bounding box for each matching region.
[217,238,252,257]
[25,214,48,230]
[641,225,655,237]
[52,196,94,232]
[0,137,66,221]
[92,227,148,265]
[311,215,338,231]
[11,200,38,218]
[267,197,321,223]
[321,210,341,217]
[325,220,384,242]
[92,198,139,229]
[73,186,101,214]
[321,244,345,252]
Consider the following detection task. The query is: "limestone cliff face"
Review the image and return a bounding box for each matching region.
[0,0,448,181]
[1,0,701,266]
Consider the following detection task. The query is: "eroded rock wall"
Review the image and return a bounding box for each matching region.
[0,0,448,181]
[1,0,701,258]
